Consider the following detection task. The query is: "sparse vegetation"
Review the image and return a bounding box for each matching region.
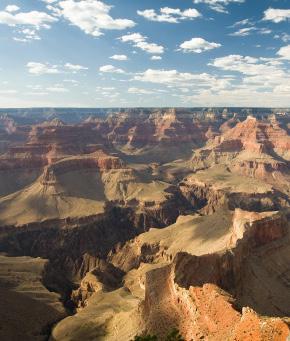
[165,329,185,341]
[133,328,184,341]
[133,335,158,341]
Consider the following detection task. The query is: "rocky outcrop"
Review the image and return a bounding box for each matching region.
[142,267,289,340]
[179,177,288,213]
[0,206,140,284]
[41,153,124,183]
[71,259,124,309]
[191,116,290,187]
[94,109,226,149]
[55,209,290,340]
[134,209,290,339]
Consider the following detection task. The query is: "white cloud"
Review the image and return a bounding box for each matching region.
[64,62,88,71]
[192,0,245,13]
[209,54,284,76]
[99,64,125,73]
[110,54,128,61]
[5,5,20,13]
[28,83,70,94]
[259,28,272,35]
[179,37,221,53]
[137,7,201,23]
[151,56,162,60]
[51,0,135,37]
[277,45,290,60]
[128,87,154,95]
[275,33,290,43]
[119,33,164,54]
[229,26,272,37]
[209,54,290,98]
[178,86,290,107]
[231,18,252,27]
[0,6,57,41]
[14,28,41,42]
[134,69,215,85]
[263,8,290,23]
[27,62,87,74]
[27,62,60,75]
[0,9,57,28]
[230,27,256,36]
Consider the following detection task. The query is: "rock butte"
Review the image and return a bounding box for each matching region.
[0,108,289,341]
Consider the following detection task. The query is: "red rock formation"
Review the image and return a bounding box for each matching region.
[191,116,290,187]
[137,210,290,339]
[142,266,289,340]
[91,109,225,148]
[221,115,290,155]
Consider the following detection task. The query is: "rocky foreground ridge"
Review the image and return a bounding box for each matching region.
[50,208,290,340]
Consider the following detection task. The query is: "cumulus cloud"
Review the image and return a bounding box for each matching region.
[49,0,135,37]
[5,5,20,13]
[27,62,60,75]
[151,56,162,60]
[64,63,88,71]
[0,5,57,41]
[179,37,221,53]
[110,54,128,61]
[209,53,290,97]
[119,33,164,54]
[263,8,290,23]
[192,0,245,13]
[134,69,214,85]
[0,8,57,28]
[209,54,284,76]
[277,45,290,60]
[99,64,125,73]
[27,62,88,74]
[137,7,201,23]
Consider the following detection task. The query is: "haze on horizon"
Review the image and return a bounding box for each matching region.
[0,0,289,108]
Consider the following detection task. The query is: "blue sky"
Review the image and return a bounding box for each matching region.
[0,0,289,107]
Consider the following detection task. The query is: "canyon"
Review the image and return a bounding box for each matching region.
[0,108,289,340]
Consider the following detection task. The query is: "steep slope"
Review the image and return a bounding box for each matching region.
[51,209,290,340]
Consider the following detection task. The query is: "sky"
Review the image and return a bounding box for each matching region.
[0,0,289,108]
